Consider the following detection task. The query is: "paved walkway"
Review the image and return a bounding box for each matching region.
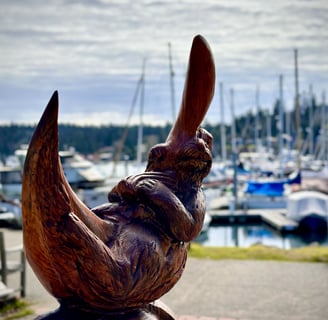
[2,228,328,320]
[163,258,328,320]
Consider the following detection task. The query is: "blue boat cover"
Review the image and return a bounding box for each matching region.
[245,171,301,197]
[245,180,285,196]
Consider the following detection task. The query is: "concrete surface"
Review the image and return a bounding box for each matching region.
[2,228,328,320]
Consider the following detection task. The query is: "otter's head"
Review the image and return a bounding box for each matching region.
[146,128,212,186]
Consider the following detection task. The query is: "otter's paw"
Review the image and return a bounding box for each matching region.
[136,179,158,193]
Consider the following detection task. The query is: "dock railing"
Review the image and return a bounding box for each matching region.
[0,231,26,297]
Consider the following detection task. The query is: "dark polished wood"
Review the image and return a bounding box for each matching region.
[35,300,175,320]
[22,35,215,319]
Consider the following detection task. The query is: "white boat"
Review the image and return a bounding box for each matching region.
[59,149,106,189]
[1,147,106,196]
[0,193,22,228]
[286,190,328,231]
[201,211,212,234]
[0,146,26,198]
[202,162,228,189]
[0,165,22,198]
[79,179,118,209]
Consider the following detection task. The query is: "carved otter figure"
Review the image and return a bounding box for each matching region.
[22,35,215,316]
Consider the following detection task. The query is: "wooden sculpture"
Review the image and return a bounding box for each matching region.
[22,35,215,319]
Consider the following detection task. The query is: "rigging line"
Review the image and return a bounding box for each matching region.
[111,68,144,176]
[168,42,176,122]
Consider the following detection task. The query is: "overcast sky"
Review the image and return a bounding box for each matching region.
[0,0,327,126]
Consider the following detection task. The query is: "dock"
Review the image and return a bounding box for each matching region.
[207,194,299,233]
[208,208,299,233]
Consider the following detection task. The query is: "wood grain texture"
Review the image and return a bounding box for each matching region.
[22,35,215,316]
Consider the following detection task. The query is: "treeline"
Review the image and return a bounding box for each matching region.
[0,123,172,161]
[0,97,325,161]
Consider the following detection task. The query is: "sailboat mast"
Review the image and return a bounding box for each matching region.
[285,104,291,153]
[294,49,301,170]
[255,85,260,152]
[278,74,284,178]
[220,82,227,162]
[230,88,238,202]
[137,59,146,165]
[321,91,327,162]
[308,84,314,156]
[230,88,236,154]
[266,110,272,153]
[111,69,143,177]
[168,42,176,121]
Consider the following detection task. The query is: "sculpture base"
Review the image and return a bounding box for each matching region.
[35,300,175,320]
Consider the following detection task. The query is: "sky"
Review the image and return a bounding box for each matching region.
[0,0,327,127]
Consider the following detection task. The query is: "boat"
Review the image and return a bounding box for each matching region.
[79,179,118,209]
[241,171,301,210]
[1,146,106,197]
[201,211,212,234]
[202,162,228,189]
[59,148,105,189]
[286,189,328,232]
[0,193,22,228]
[0,165,22,198]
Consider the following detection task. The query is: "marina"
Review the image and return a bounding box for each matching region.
[198,208,328,249]
[208,208,298,233]
[1,27,328,251]
[197,223,328,249]
[2,157,328,248]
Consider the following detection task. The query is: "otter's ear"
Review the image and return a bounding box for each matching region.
[167,35,215,144]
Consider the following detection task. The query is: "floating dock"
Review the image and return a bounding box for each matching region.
[208,208,299,233]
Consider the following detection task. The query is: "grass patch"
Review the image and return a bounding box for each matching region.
[189,243,328,263]
[0,299,34,320]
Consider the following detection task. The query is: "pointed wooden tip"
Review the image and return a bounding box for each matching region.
[39,90,59,131]
[167,35,215,144]
[23,91,59,173]
[33,90,58,140]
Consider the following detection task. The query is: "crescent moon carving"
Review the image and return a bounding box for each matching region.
[22,34,215,313]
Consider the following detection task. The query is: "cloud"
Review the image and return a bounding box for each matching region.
[0,0,327,125]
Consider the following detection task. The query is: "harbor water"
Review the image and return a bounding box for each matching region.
[196,223,328,249]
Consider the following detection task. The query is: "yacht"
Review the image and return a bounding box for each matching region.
[59,149,105,189]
